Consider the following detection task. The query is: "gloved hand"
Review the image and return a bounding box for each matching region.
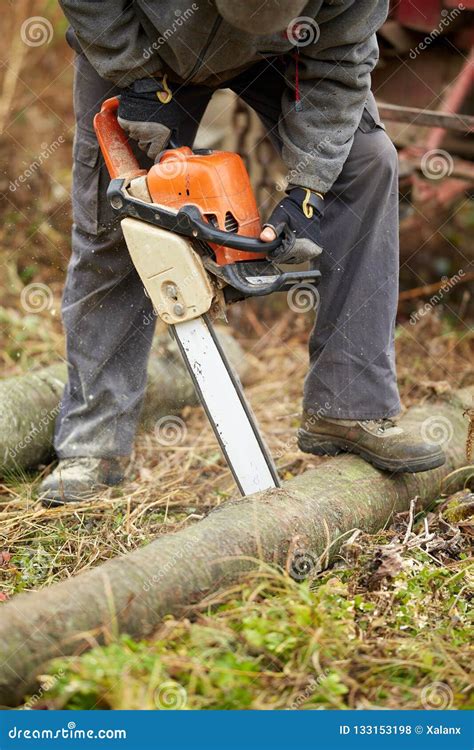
[117,75,177,161]
[260,186,324,264]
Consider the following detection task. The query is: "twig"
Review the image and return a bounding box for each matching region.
[398,272,474,302]
[0,0,33,136]
[402,496,418,545]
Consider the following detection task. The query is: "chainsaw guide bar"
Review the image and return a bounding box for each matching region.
[94,96,321,496]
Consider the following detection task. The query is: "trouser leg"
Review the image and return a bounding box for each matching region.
[231,61,401,419]
[303,115,401,418]
[55,52,212,458]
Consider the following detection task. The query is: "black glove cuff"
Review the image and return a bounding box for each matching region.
[286,186,325,217]
[118,75,174,123]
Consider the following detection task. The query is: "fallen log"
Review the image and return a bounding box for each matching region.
[0,328,247,476]
[0,387,471,706]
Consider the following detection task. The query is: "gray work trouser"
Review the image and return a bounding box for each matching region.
[55,52,401,459]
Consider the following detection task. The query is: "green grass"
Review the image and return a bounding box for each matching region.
[31,499,473,711]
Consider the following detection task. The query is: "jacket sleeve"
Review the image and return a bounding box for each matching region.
[59,0,162,86]
[279,0,389,194]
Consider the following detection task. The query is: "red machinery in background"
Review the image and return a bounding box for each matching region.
[370,0,474,256]
[391,0,474,39]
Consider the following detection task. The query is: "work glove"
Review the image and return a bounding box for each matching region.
[117,76,177,161]
[260,186,324,264]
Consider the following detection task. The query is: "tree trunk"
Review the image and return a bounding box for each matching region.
[0,388,471,706]
[0,328,247,475]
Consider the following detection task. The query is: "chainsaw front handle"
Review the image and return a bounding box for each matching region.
[107,179,288,255]
[177,205,291,254]
[93,97,146,180]
[109,178,320,298]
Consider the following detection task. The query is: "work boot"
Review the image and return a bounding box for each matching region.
[297,414,446,473]
[38,457,130,507]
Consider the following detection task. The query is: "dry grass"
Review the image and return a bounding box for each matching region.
[1,307,473,600]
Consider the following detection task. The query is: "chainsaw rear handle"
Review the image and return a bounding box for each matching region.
[93,97,145,180]
[107,179,288,255]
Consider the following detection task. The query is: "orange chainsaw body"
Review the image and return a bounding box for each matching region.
[147,147,263,265]
[93,97,264,265]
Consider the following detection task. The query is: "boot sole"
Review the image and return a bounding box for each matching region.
[297,429,446,474]
[40,490,103,508]
[39,477,125,508]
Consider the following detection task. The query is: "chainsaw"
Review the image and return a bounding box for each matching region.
[94,97,320,496]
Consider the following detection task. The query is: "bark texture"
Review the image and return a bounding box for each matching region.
[0,328,247,475]
[0,388,471,705]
